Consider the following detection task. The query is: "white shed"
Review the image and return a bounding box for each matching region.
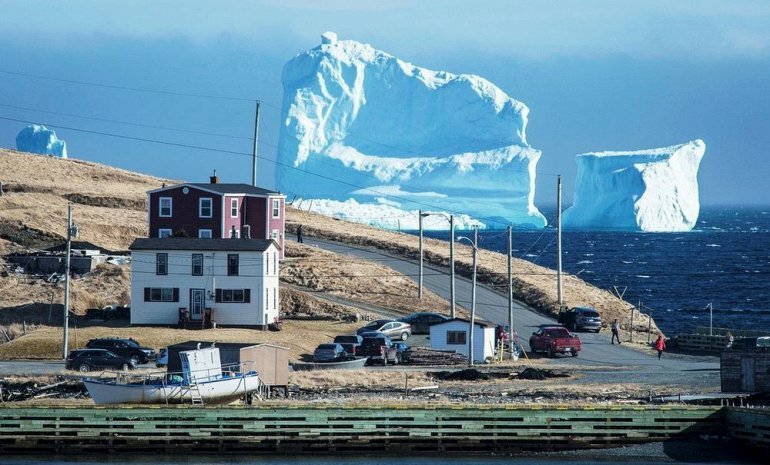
[429,318,496,362]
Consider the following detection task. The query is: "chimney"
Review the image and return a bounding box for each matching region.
[243,224,251,239]
[210,169,219,184]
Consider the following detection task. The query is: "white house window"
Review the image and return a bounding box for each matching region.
[215,289,250,303]
[198,229,212,238]
[273,287,277,310]
[158,228,172,238]
[272,199,280,218]
[145,287,178,302]
[230,198,238,218]
[191,253,203,276]
[156,253,168,275]
[273,252,277,275]
[159,197,172,217]
[199,198,213,218]
[447,330,467,345]
[227,254,239,276]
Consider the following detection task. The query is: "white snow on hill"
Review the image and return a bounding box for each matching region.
[562,140,706,232]
[276,32,546,230]
[16,125,67,158]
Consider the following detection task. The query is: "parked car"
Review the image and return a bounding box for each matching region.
[86,338,155,364]
[529,325,581,358]
[313,343,352,363]
[358,333,399,364]
[392,341,412,363]
[356,319,412,341]
[558,306,603,332]
[732,336,770,352]
[397,312,450,334]
[155,348,169,368]
[333,335,364,356]
[65,349,137,372]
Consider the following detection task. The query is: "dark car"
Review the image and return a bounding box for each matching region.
[313,343,352,363]
[65,349,137,372]
[86,338,155,364]
[358,333,399,364]
[356,319,412,341]
[333,335,364,356]
[558,307,603,332]
[397,312,450,335]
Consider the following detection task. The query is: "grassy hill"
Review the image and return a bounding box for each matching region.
[0,149,658,359]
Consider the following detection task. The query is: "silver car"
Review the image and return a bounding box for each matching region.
[356,319,412,341]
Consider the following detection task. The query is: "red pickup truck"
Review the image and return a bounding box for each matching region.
[529,325,581,358]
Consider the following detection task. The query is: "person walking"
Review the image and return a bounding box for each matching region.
[611,319,621,344]
[655,334,666,360]
[297,224,304,243]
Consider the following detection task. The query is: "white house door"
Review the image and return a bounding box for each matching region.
[190,289,205,321]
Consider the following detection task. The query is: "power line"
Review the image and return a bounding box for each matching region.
[0,68,255,103]
[0,102,253,141]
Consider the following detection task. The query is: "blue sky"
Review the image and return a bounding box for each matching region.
[1,0,769,206]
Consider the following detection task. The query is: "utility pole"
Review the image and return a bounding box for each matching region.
[708,302,713,336]
[507,225,515,358]
[251,100,261,187]
[556,175,563,307]
[418,210,424,299]
[449,215,455,319]
[62,202,77,359]
[458,227,478,366]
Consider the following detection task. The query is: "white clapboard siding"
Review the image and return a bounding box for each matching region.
[130,244,279,326]
[429,320,496,362]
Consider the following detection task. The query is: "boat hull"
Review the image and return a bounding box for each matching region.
[291,357,368,371]
[84,374,261,405]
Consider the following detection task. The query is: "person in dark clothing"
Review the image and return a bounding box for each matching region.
[655,334,666,360]
[297,225,304,243]
[611,319,621,344]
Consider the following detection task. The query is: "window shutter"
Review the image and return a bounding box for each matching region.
[172,288,179,302]
[244,289,251,303]
[215,289,222,303]
[144,288,150,302]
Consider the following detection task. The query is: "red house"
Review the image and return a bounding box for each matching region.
[147,175,286,259]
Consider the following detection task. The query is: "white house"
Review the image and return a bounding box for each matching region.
[129,237,279,328]
[429,318,496,362]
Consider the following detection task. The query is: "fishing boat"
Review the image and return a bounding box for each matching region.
[83,346,263,405]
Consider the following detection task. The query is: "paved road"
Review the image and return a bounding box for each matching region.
[306,237,720,383]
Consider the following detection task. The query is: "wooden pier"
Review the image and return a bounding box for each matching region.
[0,404,750,454]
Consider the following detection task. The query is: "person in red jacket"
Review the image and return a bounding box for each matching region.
[655,334,666,360]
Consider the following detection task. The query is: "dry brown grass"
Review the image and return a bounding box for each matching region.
[283,241,450,315]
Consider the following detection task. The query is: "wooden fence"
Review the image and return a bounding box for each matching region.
[727,407,770,449]
[674,333,731,353]
[0,405,725,454]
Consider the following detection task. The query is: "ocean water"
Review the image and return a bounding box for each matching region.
[423,205,770,336]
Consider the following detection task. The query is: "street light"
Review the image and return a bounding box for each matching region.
[457,226,478,366]
[419,211,455,318]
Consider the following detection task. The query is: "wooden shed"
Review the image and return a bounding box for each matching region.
[166,341,289,393]
[240,343,289,388]
[721,351,770,392]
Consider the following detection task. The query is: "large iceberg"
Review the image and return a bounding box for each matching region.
[562,140,706,232]
[16,125,67,158]
[276,32,546,230]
